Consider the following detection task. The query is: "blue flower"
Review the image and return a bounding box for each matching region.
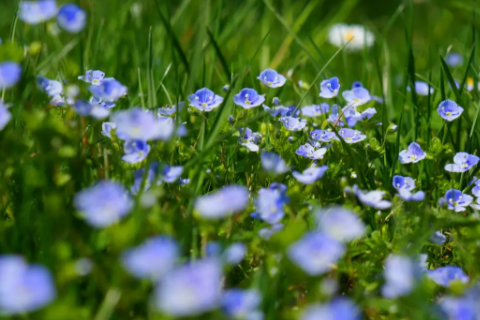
[188,88,224,112]
[0,102,12,131]
[301,105,324,117]
[327,104,344,126]
[239,128,262,152]
[223,242,246,265]
[74,180,133,227]
[315,206,365,242]
[399,142,426,164]
[254,187,287,224]
[343,108,362,127]
[78,70,105,85]
[0,255,56,315]
[310,129,338,142]
[57,4,86,33]
[19,1,58,25]
[445,152,480,173]
[444,189,473,212]
[440,297,477,320]
[261,152,289,174]
[195,186,249,219]
[234,88,265,109]
[296,143,327,160]
[222,289,262,319]
[407,81,433,96]
[438,99,463,122]
[258,223,284,240]
[263,105,299,117]
[272,97,280,105]
[257,69,286,88]
[36,76,63,96]
[382,255,416,298]
[338,128,367,143]
[154,259,222,317]
[101,122,115,138]
[287,232,344,276]
[161,165,184,183]
[121,236,179,280]
[446,52,464,67]
[393,175,425,202]
[430,231,446,245]
[112,108,174,141]
[427,266,469,287]
[74,99,110,119]
[158,102,184,116]
[122,140,150,164]
[342,87,370,108]
[206,242,222,257]
[319,77,340,98]
[354,185,391,209]
[281,116,306,131]
[90,77,127,102]
[301,299,360,320]
[131,163,158,194]
[293,165,328,184]
[352,81,363,88]
[0,62,21,89]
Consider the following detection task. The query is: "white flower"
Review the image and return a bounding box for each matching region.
[327,24,374,51]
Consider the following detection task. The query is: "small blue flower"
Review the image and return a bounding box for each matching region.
[206,242,222,257]
[444,189,473,212]
[310,129,338,142]
[440,297,477,320]
[161,164,184,183]
[90,77,127,102]
[272,97,280,105]
[78,70,105,85]
[445,152,480,173]
[239,128,262,152]
[74,180,133,228]
[57,4,87,33]
[112,108,174,141]
[315,206,365,242]
[122,140,150,164]
[287,232,345,276]
[188,88,224,112]
[319,77,340,98]
[263,105,299,117]
[354,185,391,209]
[195,186,249,219]
[158,102,184,116]
[302,299,360,320]
[393,175,424,202]
[430,231,446,245]
[234,88,265,109]
[338,128,367,143]
[343,108,362,127]
[296,143,327,160]
[258,223,284,240]
[261,152,289,174]
[427,266,469,287]
[399,142,426,164]
[254,187,286,224]
[352,81,363,88]
[223,242,246,265]
[472,179,480,198]
[446,52,464,67]
[342,87,370,108]
[101,122,115,138]
[382,255,417,298]
[281,116,306,131]
[222,289,262,319]
[327,105,344,126]
[438,99,463,122]
[131,163,159,194]
[74,100,93,117]
[19,1,58,25]
[0,62,21,89]
[0,255,56,315]
[257,69,286,88]
[36,76,63,96]
[0,102,12,131]
[301,105,324,117]
[121,236,179,280]
[407,81,433,96]
[293,165,328,185]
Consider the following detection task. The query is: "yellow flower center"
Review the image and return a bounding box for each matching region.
[201,102,208,107]
[446,112,452,116]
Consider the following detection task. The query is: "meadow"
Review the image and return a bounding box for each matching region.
[1,0,480,319]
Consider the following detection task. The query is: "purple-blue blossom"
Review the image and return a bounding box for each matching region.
[438,99,463,122]
[112,108,174,141]
[382,255,416,298]
[338,128,367,143]
[223,242,246,265]
[239,128,262,152]
[342,87,371,108]
[37,76,63,96]
[234,88,265,109]
[101,122,116,138]
[57,4,87,33]
[261,152,289,174]
[257,69,286,88]
[301,105,323,117]
[310,129,338,142]
[354,185,392,209]
[281,116,306,131]
[293,165,328,184]
[253,187,287,224]
[263,105,299,117]
[445,152,480,173]
[122,140,150,164]
[90,77,127,102]
[0,62,22,89]
[221,289,262,319]
[158,102,184,116]
[427,266,469,287]
[399,142,426,164]
[407,81,433,96]
[446,52,464,67]
[296,143,327,160]
[430,231,447,245]
[315,206,365,242]
[0,102,12,131]
[78,70,105,85]
[19,1,58,24]
[444,189,473,212]
[392,175,425,202]
[319,77,340,98]
[301,299,360,320]
[195,186,249,219]
[188,87,223,112]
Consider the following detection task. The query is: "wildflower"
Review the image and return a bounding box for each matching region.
[326,104,344,126]
[318,77,340,99]
[430,231,446,245]
[302,299,360,320]
[272,97,280,105]
[188,87,223,112]
[223,243,246,265]
[74,180,133,227]
[0,102,12,131]
[446,52,464,67]
[382,255,416,298]
[281,116,306,131]
[407,81,433,96]
[161,165,184,183]
[392,175,425,202]
[342,87,371,108]
[263,105,299,117]
[293,165,328,185]
[288,232,344,276]
[261,152,289,174]
[78,70,105,85]
[0,62,22,89]
[444,189,473,212]
[352,81,363,88]
[154,259,222,317]
[234,88,265,109]
[122,140,150,164]
[258,224,284,240]
[36,76,63,96]
[158,102,184,116]
[90,78,127,102]
[296,143,327,160]
[445,152,480,173]
[438,99,463,122]
[19,1,58,25]
[257,69,286,88]
[315,206,365,242]
[112,108,174,141]
[57,4,86,33]
[239,128,262,152]
[101,122,116,138]
[310,129,338,142]
[328,23,374,51]
[0,255,56,314]
[221,289,262,319]
[121,236,179,280]
[301,105,324,117]
[338,128,367,143]
[354,186,392,209]
[427,266,469,287]
[253,188,286,224]
[223,85,229,92]
[195,186,249,219]
[440,297,477,320]
[399,142,426,164]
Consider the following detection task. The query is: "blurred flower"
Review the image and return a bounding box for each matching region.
[407,81,433,96]
[74,99,111,119]
[195,186,249,219]
[258,223,284,240]
[121,236,179,280]
[427,266,469,287]
[281,116,306,131]
[188,87,223,112]
[288,232,344,276]
[293,165,328,184]
[263,105,299,117]
[338,128,367,143]
[74,180,133,227]
[301,105,323,117]
[310,129,338,142]
[440,297,477,320]
[222,289,262,319]
[78,70,105,85]
[446,52,464,67]
[154,259,222,316]
[158,102,184,116]
[261,152,289,174]
[352,81,363,88]
[342,87,371,108]
[327,104,344,126]
[296,143,327,159]
[254,187,287,224]
[19,1,58,25]
[430,231,446,245]
[272,97,280,105]
[112,108,174,141]
[0,102,12,131]
[239,127,262,152]
[206,242,222,257]
[438,99,463,122]
[0,62,22,89]
[399,142,426,164]
[101,122,116,138]
[445,152,479,173]
[257,69,286,88]
[328,23,374,51]
[393,175,425,202]
[382,255,416,298]
[57,4,86,33]
[223,243,246,265]
[0,255,56,315]
[302,299,360,320]
[90,78,127,102]
[234,88,265,109]
[354,186,391,209]
[444,189,473,212]
[319,77,340,98]
[315,206,365,242]
[161,165,184,183]
[73,258,92,276]
[122,140,150,164]
[37,76,63,96]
